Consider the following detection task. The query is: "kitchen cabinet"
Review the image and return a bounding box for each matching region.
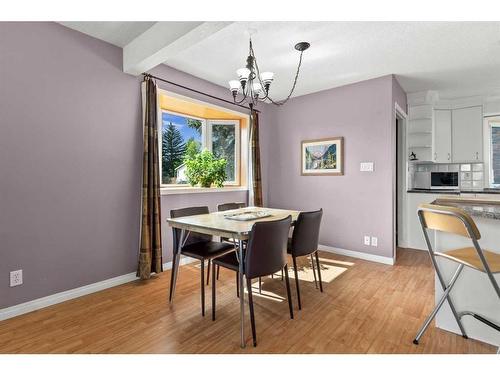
[452,106,483,162]
[433,109,452,163]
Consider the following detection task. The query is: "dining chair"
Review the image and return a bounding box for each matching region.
[211,215,294,347]
[212,202,247,287]
[413,203,500,346]
[288,208,323,310]
[170,206,236,317]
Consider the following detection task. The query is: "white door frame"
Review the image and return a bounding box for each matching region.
[393,102,408,263]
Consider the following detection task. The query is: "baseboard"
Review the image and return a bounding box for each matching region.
[318,244,395,265]
[0,257,196,322]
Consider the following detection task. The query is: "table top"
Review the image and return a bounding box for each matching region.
[166,207,300,240]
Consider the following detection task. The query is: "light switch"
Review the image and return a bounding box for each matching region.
[360,162,374,172]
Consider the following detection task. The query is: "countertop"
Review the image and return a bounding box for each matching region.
[407,188,500,195]
[432,197,500,220]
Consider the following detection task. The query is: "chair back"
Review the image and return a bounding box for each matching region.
[290,209,323,257]
[245,215,292,279]
[170,206,212,249]
[218,202,246,212]
[418,204,481,240]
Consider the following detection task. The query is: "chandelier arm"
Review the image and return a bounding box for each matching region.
[233,85,250,105]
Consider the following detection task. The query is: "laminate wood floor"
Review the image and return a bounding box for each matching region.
[0,248,496,353]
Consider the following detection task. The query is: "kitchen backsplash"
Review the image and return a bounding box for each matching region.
[409,162,484,190]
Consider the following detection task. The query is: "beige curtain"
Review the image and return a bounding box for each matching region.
[249,110,263,207]
[137,77,163,279]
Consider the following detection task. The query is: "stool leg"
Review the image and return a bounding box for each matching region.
[414,264,464,344]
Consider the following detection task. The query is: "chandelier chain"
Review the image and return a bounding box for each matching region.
[250,40,305,106]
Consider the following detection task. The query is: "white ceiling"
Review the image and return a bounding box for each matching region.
[60,21,156,47]
[60,21,500,99]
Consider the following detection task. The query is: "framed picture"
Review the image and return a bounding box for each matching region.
[301,137,344,176]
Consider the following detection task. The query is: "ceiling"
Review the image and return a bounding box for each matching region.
[60,22,500,99]
[60,21,155,47]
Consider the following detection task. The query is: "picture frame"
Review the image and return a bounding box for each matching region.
[301,137,344,176]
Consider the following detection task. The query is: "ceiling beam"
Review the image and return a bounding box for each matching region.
[123,21,233,75]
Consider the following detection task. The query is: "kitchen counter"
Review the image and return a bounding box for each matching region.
[432,197,500,220]
[426,196,500,346]
[408,188,500,195]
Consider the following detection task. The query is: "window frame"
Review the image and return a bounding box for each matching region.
[207,119,241,186]
[156,90,248,192]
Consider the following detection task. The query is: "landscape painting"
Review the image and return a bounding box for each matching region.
[301,137,344,176]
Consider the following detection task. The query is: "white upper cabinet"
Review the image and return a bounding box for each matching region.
[451,106,483,163]
[433,109,452,163]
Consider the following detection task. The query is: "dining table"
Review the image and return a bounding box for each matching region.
[166,206,300,348]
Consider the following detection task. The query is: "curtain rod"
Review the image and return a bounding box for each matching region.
[142,73,260,113]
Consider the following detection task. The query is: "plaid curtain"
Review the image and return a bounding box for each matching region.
[250,110,263,207]
[137,77,163,279]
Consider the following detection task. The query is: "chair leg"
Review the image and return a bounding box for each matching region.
[292,256,302,310]
[217,265,220,280]
[212,262,216,321]
[284,265,294,319]
[281,269,284,281]
[206,259,211,285]
[414,264,464,344]
[200,260,205,317]
[247,277,257,347]
[311,254,318,289]
[236,271,239,298]
[258,277,262,294]
[315,251,323,293]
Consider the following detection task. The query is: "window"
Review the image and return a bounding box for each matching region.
[490,122,500,187]
[160,111,240,186]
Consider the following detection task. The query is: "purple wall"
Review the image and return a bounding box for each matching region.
[0,22,271,309]
[267,75,406,259]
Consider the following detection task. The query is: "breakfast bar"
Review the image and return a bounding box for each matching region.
[430,197,500,346]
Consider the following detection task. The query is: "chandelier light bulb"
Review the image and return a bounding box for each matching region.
[228,80,241,92]
[236,68,251,82]
[260,71,274,84]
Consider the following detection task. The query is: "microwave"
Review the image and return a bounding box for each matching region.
[414,171,459,190]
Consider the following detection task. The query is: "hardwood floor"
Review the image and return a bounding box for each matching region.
[0,248,495,353]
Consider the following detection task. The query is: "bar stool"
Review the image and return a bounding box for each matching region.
[413,203,500,346]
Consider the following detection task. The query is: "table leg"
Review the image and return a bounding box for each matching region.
[238,239,245,348]
[169,229,187,303]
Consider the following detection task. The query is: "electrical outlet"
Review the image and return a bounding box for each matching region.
[10,270,23,287]
[364,236,371,246]
[371,237,378,247]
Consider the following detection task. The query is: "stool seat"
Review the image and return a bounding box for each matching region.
[438,247,500,273]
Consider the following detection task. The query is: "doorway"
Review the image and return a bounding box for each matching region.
[393,104,408,262]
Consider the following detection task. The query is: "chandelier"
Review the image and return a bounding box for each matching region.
[228,38,310,109]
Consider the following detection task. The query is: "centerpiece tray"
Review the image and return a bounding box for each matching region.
[223,210,272,221]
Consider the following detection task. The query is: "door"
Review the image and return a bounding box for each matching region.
[433,109,452,163]
[452,106,483,162]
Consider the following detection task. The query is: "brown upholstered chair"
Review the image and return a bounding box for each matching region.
[169,206,235,316]
[413,203,500,346]
[288,209,323,310]
[211,216,294,347]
